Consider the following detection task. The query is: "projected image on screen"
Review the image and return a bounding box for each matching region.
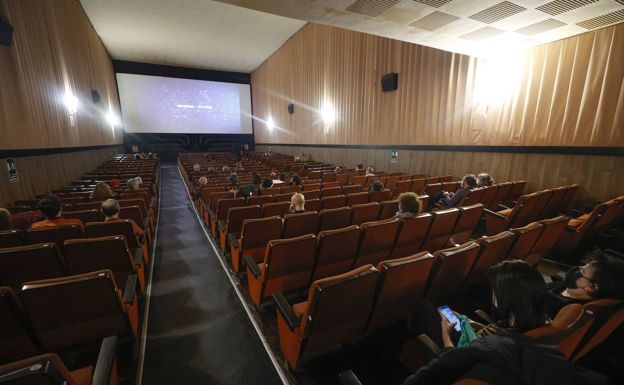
[116,73,253,134]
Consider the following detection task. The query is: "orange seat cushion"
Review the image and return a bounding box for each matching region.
[497,208,512,217]
[292,301,307,319]
[568,218,585,228]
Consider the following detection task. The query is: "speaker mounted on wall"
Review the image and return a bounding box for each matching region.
[0,13,14,47]
[381,72,398,92]
[287,103,294,114]
[91,90,101,104]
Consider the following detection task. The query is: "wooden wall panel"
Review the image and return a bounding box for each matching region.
[0,147,122,207]
[256,145,623,205]
[252,23,624,147]
[0,0,122,149]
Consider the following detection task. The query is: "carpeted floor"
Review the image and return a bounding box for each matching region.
[140,166,283,385]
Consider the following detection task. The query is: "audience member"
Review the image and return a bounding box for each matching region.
[110,178,121,188]
[403,260,606,385]
[355,164,364,171]
[335,166,342,173]
[30,195,84,231]
[0,208,11,231]
[394,192,422,218]
[269,171,277,179]
[240,174,262,197]
[228,174,239,188]
[135,176,143,185]
[477,172,494,187]
[279,173,287,182]
[365,167,375,176]
[547,249,624,317]
[261,179,274,190]
[101,199,144,237]
[192,176,208,199]
[290,175,301,186]
[371,181,384,192]
[134,153,142,160]
[434,174,477,209]
[146,152,154,159]
[127,177,141,191]
[222,165,230,173]
[91,182,115,199]
[289,193,306,213]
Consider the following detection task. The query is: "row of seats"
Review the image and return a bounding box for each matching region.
[484,184,578,235]
[272,214,568,369]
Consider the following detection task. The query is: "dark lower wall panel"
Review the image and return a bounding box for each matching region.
[0,146,122,207]
[256,145,623,205]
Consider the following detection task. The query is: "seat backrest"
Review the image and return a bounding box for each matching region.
[409,179,426,194]
[521,216,567,266]
[592,199,620,233]
[313,225,361,280]
[303,190,321,200]
[63,236,133,283]
[119,206,145,231]
[368,189,392,203]
[346,192,369,206]
[209,191,235,213]
[281,186,301,194]
[0,286,41,365]
[0,353,86,385]
[274,193,292,202]
[226,205,262,234]
[352,175,367,187]
[541,187,566,218]
[350,203,380,226]
[426,242,481,302]
[321,195,347,210]
[367,252,434,331]
[85,221,139,248]
[418,194,430,211]
[507,180,527,204]
[391,213,433,259]
[478,185,498,205]
[62,210,101,225]
[424,183,443,197]
[526,190,553,223]
[74,201,102,211]
[119,198,148,221]
[20,270,129,351]
[26,226,83,250]
[508,222,544,261]
[262,201,291,217]
[393,180,412,198]
[461,231,515,290]
[508,192,540,228]
[318,207,351,232]
[451,204,485,244]
[378,200,399,220]
[421,208,460,253]
[0,230,25,248]
[341,185,362,195]
[441,181,460,193]
[260,234,317,299]
[305,198,321,212]
[201,186,225,205]
[321,187,342,198]
[489,182,513,209]
[353,219,401,268]
[461,187,485,207]
[247,195,274,206]
[239,216,283,257]
[0,243,65,291]
[299,265,378,363]
[259,188,280,196]
[282,212,319,238]
[216,198,246,222]
[559,184,580,212]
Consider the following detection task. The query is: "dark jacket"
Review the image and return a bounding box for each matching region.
[402,330,607,385]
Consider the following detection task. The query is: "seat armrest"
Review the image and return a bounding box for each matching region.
[475,309,495,324]
[243,255,261,278]
[92,336,118,385]
[138,233,146,244]
[209,210,216,220]
[339,370,363,385]
[497,204,511,210]
[273,292,300,331]
[228,233,239,249]
[123,275,138,304]
[201,200,209,210]
[218,220,226,232]
[133,248,143,266]
[417,334,441,356]
[143,216,150,230]
[483,208,506,219]
[149,197,155,211]
[570,208,585,217]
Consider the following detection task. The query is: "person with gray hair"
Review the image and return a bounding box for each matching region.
[101,199,144,237]
[127,177,141,191]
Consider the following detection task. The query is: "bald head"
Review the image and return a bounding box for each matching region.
[291,193,305,212]
[101,199,120,219]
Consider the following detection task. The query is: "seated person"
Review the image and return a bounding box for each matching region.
[228,174,239,188]
[289,193,306,213]
[334,166,342,173]
[279,173,288,182]
[0,208,11,231]
[193,163,201,173]
[261,179,274,190]
[239,175,262,197]
[133,153,142,160]
[355,163,364,171]
[31,195,84,231]
[404,260,606,385]
[127,177,141,191]
[101,199,144,237]
[371,180,384,192]
[192,176,208,199]
[91,182,115,199]
[436,174,477,208]
[477,172,494,187]
[394,192,422,218]
[269,171,278,180]
[222,165,230,173]
[110,178,121,188]
[290,175,301,186]
[547,249,624,317]
[365,166,375,176]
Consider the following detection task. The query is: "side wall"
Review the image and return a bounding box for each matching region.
[251,23,624,203]
[0,0,123,149]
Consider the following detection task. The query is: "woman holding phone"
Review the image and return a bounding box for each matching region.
[402,260,607,385]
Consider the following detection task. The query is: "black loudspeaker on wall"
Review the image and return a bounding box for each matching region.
[381,72,399,92]
[91,90,101,104]
[287,103,294,114]
[0,13,14,47]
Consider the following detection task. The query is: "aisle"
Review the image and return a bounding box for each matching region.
[140,166,283,385]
